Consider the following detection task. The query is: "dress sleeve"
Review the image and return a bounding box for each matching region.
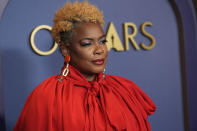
[14,75,58,131]
[128,80,156,115]
[108,75,156,116]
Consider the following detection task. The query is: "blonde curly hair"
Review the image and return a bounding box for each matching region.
[51,1,104,44]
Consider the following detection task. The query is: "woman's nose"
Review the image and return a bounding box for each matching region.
[94,43,104,55]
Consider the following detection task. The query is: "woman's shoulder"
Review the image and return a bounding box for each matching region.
[105,74,156,115]
[32,75,59,93]
[105,74,137,87]
[27,75,59,100]
[21,74,70,112]
[14,75,63,130]
[27,74,71,104]
[105,74,149,98]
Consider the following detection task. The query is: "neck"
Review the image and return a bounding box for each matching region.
[82,73,96,81]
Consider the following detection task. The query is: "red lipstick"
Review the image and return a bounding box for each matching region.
[92,59,104,65]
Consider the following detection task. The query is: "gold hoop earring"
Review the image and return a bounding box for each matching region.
[62,62,69,76]
[62,56,70,76]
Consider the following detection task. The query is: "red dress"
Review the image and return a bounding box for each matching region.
[14,65,156,131]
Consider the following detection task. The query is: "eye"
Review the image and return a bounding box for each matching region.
[99,39,107,44]
[80,41,92,46]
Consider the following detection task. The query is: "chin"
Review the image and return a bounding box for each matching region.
[92,66,105,74]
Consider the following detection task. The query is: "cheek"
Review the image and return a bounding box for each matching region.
[104,46,108,58]
[71,47,93,61]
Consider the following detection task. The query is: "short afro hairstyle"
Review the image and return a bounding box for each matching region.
[51,1,104,44]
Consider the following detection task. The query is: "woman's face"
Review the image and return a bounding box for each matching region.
[64,22,108,80]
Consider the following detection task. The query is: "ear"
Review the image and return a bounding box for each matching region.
[60,44,70,57]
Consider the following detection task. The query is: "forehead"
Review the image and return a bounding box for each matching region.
[73,22,104,39]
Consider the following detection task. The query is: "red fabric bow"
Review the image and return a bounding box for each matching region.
[14,65,156,131]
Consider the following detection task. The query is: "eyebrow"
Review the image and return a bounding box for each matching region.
[80,35,106,41]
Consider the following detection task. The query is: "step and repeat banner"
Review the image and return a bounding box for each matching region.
[0,0,196,130]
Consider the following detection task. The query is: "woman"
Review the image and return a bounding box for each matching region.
[14,1,156,131]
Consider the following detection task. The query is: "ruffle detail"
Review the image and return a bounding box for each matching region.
[14,65,156,131]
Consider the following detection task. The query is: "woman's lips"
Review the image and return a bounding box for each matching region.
[92,59,104,65]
